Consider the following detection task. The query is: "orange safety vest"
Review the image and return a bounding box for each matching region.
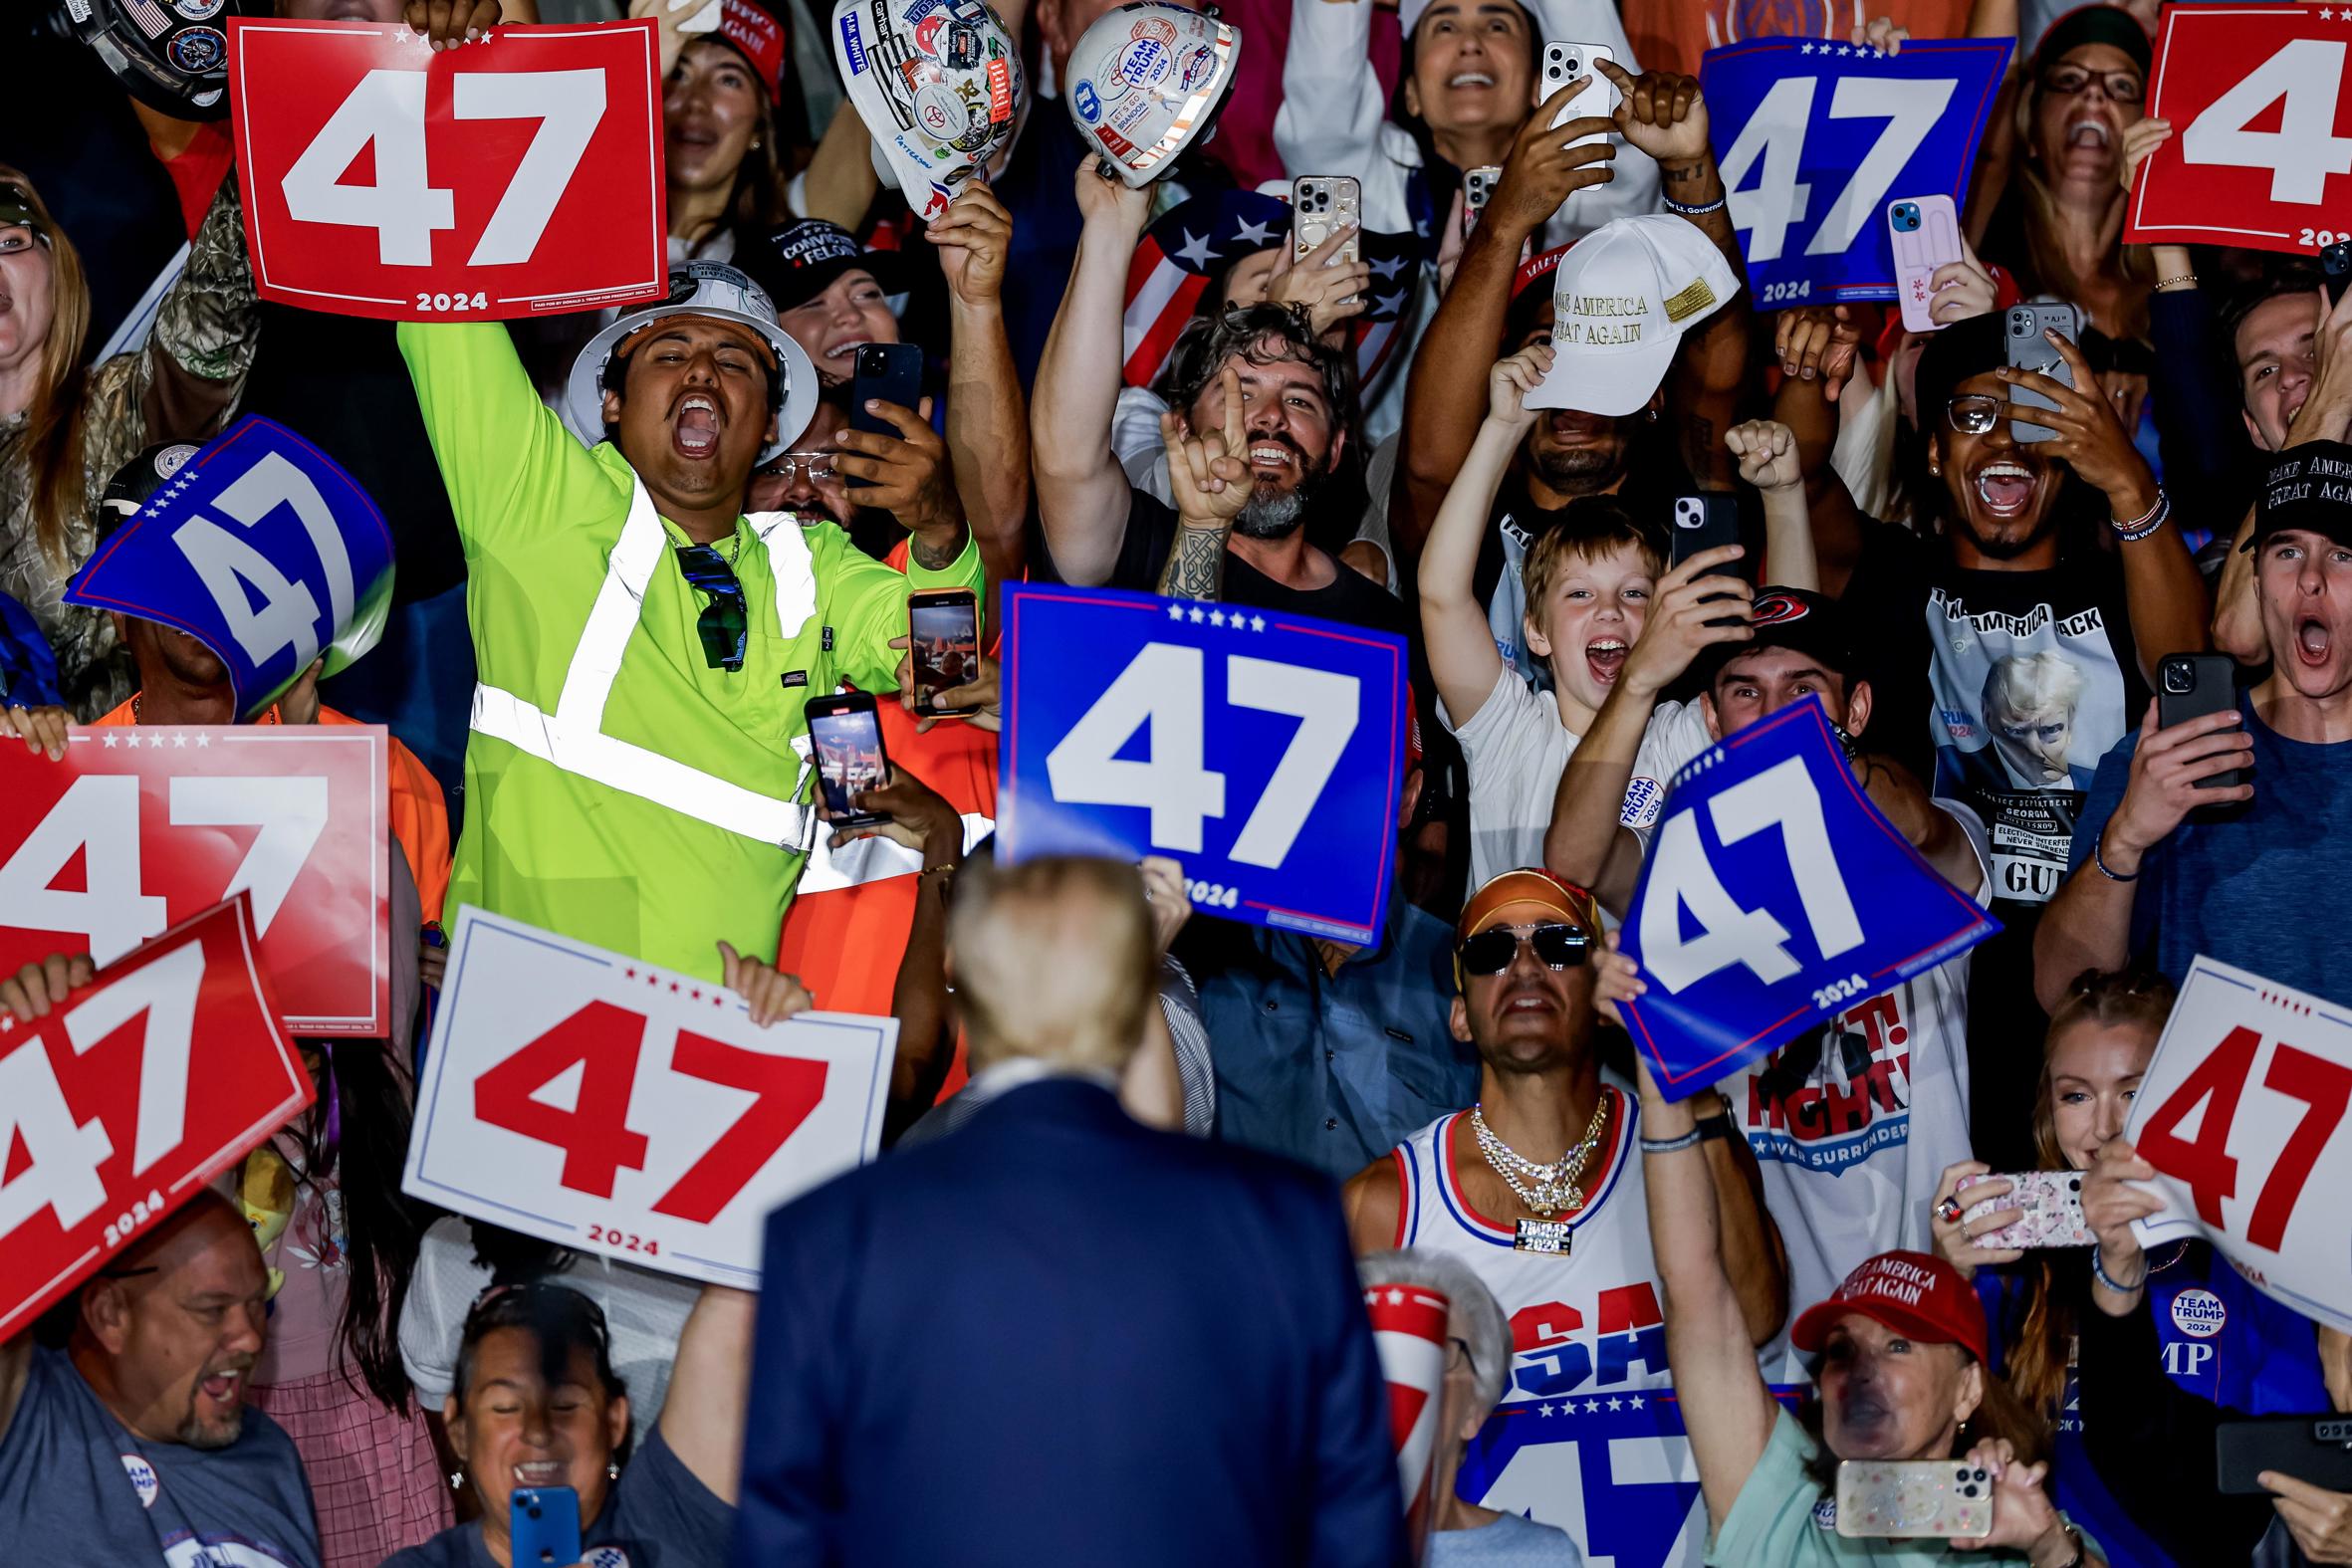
[94,697,454,929]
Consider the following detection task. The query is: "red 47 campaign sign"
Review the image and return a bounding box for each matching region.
[403,907,897,1286]
[0,727,390,1036]
[2126,957,2352,1331]
[0,898,313,1342]
[2127,5,2352,253]
[228,19,666,320]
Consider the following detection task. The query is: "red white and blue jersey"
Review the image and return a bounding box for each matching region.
[1388,1083,1708,1568]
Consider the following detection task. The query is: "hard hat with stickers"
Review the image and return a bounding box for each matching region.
[1064,2,1243,189]
[831,0,1029,221]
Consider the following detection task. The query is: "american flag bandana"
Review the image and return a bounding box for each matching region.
[1365,1280,1450,1557]
[1120,189,1423,392]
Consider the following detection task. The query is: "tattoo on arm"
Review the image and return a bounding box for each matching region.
[1157,525,1231,600]
[911,526,968,571]
[1661,161,1711,183]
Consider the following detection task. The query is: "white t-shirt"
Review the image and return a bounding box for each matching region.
[1628,713,1990,1384]
[1446,666,1707,889]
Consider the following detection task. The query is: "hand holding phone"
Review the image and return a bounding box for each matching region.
[2157,654,2243,791]
[1834,1459,1994,1538]
[1888,196,1965,335]
[511,1486,582,1567]
[1670,495,1743,575]
[1540,41,1615,143]
[1463,165,1502,240]
[1957,1171,2092,1248]
[907,589,981,717]
[847,343,926,489]
[806,691,892,828]
[2002,304,2080,443]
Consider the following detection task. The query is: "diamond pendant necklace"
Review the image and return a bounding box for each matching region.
[1471,1093,1611,1219]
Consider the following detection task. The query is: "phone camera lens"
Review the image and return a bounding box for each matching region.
[2164,664,2195,694]
[526,1505,543,1520]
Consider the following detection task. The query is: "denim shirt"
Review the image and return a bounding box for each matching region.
[1192,891,1479,1181]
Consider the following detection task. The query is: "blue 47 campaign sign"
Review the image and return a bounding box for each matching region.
[1701,38,2010,308]
[64,417,394,720]
[1001,583,1407,946]
[1621,697,1999,1100]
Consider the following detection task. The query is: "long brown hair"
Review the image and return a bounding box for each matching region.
[671,38,793,252]
[3,170,94,565]
[2007,81,2155,341]
[2004,969,2177,1416]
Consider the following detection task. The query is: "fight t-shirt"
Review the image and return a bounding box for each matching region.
[0,1346,321,1568]
[379,1426,730,1568]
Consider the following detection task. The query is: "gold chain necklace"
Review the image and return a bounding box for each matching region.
[1471,1094,1611,1218]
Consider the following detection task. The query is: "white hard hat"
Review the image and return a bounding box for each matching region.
[1064,2,1243,188]
[565,263,819,464]
[833,0,1029,221]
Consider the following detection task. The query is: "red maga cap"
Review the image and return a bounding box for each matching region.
[1790,1249,1989,1365]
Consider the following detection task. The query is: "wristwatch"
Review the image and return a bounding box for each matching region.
[1693,1093,1736,1143]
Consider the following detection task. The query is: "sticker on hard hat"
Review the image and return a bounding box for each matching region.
[1073,79,1101,122]
[167,25,226,71]
[1177,43,1220,92]
[1131,15,1178,44]
[947,20,981,67]
[1114,38,1173,94]
[838,13,870,74]
[171,0,227,20]
[915,83,965,138]
[912,12,946,54]
[986,56,1013,122]
[901,0,945,20]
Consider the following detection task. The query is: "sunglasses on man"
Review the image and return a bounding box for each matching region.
[675,544,748,672]
[1456,922,1591,977]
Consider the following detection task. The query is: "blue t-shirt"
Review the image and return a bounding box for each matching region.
[1978,1243,2326,1568]
[380,1426,731,1568]
[2070,693,2352,1001]
[0,1345,320,1568]
[1428,1512,1586,1565]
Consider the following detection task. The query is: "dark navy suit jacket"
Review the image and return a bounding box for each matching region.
[729,1076,1406,1567]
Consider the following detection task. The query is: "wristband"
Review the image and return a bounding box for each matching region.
[2111,486,2170,543]
[2091,1247,2146,1294]
[1694,1108,1737,1143]
[2092,832,2140,883]
[1640,1129,1704,1155]
[1662,194,1726,217]
[2153,273,2199,292]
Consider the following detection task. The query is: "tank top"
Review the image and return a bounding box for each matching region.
[1392,1084,1710,1568]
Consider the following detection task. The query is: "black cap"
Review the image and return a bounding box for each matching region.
[2244,441,2352,554]
[96,443,201,545]
[1701,586,1865,687]
[2033,4,2152,75]
[741,220,909,315]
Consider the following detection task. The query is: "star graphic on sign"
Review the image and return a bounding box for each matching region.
[1250,615,1266,632]
[1607,1397,1623,1411]
[102,732,118,749]
[1369,253,1407,282]
[1539,1403,1556,1417]
[1188,606,1206,623]
[1387,1288,1406,1305]
[1167,602,1187,620]
[1173,228,1217,268]
[1801,40,1815,52]
[1373,291,1405,317]
[1233,216,1275,247]
[1629,1395,1644,1410]
[194,733,209,748]
[171,732,187,748]
[1208,609,1226,627]
[1584,1399,1602,1413]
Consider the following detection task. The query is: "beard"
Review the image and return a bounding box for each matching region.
[178,1403,245,1451]
[1948,504,2060,562]
[1231,470,1321,541]
[1526,428,1629,497]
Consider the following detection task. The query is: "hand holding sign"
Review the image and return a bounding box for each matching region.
[1000,583,1406,947]
[2126,958,2352,1332]
[65,417,393,722]
[1700,38,2008,307]
[2128,5,2352,253]
[0,897,313,1342]
[229,18,666,318]
[405,908,896,1285]
[1618,696,1998,1100]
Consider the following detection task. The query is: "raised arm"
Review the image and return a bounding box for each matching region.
[1633,1057,1781,1530]
[799,101,884,230]
[657,1282,757,1502]
[1421,347,1547,724]
[1725,418,1818,592]
[1030,161,1153,584]
[133,178,258,447]
[1394,90,1617,561]
[1155,366,1253,600]
[929,182,1029,599]
[1272,0,1412,231]
[1542,552,1751,914]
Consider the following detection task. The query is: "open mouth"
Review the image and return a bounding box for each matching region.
[1247,438,1300,477]
[2064,117,2111,149]
[1449,71,1496,89]
[1586,637,1627,684]
[197,1369,244,1406]
[822,337,867,369]
[512,1459,568,1487]
[673,393,723,459]
[1498,982,1556,1015]
[1973,459,2039,518]
[2298,614,2332,667]
[1545,410,1609,442]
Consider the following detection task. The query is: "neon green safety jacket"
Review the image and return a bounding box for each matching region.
[397,321,983,981]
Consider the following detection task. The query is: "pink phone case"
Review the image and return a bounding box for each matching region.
[1889,196,1964,334]
[1957,1170,2094,1249]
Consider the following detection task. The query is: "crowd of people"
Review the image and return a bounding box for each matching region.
[3,0,2350,1562]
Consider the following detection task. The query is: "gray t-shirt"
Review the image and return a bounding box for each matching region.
[380,1426,730,1568]
[0,1346,320,1567]
[1429,1512,1587,1566]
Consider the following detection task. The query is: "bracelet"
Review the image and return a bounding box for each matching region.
[1640,1128,1704,1155]
[2153,272,2199,292]
[2092,832,2141,883]
[2034,1519,2087,1568]
[2090,1247,2147,1294]
[1662,194,1727,217]
[1694,1108,1737,1143]
[2111,486,2170,542]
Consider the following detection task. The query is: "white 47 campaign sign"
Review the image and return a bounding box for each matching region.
[404,908,896,1285]
[2127,957,2352,1331]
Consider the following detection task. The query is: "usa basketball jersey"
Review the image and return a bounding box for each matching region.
[1390,1082,1708,1568]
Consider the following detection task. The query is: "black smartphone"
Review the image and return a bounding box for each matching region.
[2325,239,2352,308]
[2157,652,2242,790]
[806,691,892,827]
[511,1486,582,1567]
[1671,494,1743,575]
[908,588,981,717]
[2218,1417,2352,1495]
[2003,302,2081,443]
[847,342,925,488]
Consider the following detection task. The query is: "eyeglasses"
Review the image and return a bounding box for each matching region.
[768,450,837,484]
[2037,66,2144,104]
[674,544,748,672]
[1945,394,2005,435]
[1457,922,1590,977]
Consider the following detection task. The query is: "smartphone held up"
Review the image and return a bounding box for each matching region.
[807,691,892,829]
[908,588,982,717]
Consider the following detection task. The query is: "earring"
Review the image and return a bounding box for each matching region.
[606,1460,620,1481]
[750,137,763,150]
[447,1471,464,1493]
